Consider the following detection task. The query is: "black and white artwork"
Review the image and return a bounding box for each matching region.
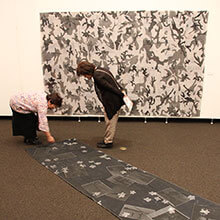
[40,10,208,117]
[26,138,220,220]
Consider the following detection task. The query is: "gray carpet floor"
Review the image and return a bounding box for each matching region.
[0,118,219,219]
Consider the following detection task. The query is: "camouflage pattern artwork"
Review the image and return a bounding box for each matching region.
[40,10,208,117]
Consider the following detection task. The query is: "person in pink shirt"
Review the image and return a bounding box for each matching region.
[10,92,62,145]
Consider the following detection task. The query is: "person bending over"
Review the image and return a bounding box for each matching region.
[76,60,126,148]
[10,91,62,145]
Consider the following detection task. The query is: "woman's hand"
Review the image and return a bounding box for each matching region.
[121,90,126,96]
[47,135,55,143]
[44,131,55,143]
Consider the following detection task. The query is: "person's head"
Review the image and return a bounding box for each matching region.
[76,61,96,79]
[46,93,63,109]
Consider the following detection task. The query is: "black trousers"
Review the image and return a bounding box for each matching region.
[11,108,38,138]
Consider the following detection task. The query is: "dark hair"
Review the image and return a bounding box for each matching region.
[76,61,96,76]
[46,93,63,107]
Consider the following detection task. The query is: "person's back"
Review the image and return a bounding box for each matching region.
[10,91,47,114]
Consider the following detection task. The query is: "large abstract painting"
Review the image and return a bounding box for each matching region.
[40,10,208,117]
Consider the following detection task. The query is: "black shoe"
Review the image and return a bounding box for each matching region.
[24,137,42,145]
[24,136,38,142]
[97,141,113,148]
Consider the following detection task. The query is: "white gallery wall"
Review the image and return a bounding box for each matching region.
[0,0,220,118]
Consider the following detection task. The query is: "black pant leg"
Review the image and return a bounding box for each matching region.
[11,109,38,138]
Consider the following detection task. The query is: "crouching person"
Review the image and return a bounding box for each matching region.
[9,91,62,145]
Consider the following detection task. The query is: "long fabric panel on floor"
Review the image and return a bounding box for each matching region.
[26,138,220,220]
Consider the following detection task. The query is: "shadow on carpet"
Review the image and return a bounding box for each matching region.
[26,138,220,220]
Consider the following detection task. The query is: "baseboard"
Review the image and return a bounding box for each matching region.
[1,115,219,123]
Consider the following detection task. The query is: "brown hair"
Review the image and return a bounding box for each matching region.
[76,61,96,76]
[46,93,63,107]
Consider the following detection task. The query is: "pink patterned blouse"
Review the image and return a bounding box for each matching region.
[10,91,49,132]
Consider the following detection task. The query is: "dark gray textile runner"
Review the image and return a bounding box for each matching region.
[26,138,220,219]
